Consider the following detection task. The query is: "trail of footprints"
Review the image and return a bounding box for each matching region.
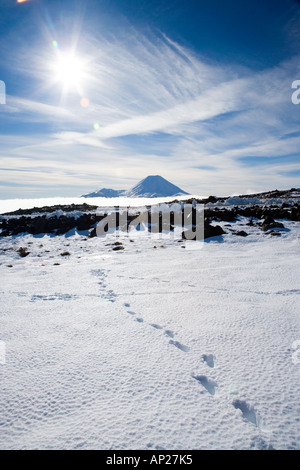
[124,301,259,430]
[92,269,117,303]
[124,302,190,352]
[92,264,260,434]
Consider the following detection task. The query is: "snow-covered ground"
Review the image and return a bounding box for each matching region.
[0,218,299,449]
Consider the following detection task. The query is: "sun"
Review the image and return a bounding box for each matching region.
[52,51,86,94]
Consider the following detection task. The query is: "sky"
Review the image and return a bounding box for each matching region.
[0,0,300,198]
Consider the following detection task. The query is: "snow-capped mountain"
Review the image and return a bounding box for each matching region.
[82,188,126,198]
[81,175,189,198]
[125,175,188,198]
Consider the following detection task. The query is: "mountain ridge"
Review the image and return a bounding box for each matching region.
[82,175,189,198]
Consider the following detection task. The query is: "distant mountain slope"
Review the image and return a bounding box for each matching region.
[82,188,126,198]
[82,175,189,198]
[124,175,189,198]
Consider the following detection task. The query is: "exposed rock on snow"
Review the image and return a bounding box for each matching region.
[234,230,248,237]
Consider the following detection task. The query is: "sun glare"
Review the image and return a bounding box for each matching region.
[52,52,86,94]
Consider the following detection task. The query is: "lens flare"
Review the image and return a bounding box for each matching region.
[52,40,58,48]
[80,97,90,108]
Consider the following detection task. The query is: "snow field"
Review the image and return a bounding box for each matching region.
[0,220,299,449]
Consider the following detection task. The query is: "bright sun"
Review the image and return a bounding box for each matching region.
[52,52,86,93]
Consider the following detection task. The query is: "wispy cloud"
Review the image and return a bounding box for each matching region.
[2,95,80,121]
[1,26,299,197]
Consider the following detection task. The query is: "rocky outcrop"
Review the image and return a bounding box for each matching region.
[234,231,248,237]
[261,217,285,232]
[0,212,105,236]
[0,200,298,239]
[2,203,98,217]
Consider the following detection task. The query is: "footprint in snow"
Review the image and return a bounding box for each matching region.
[126,309,181,350]
[150,324,174,339]
[232,399,257,426]
[164,330,174,338]
[169,339,190,352]
[150,323,163,330]
[192,375,218,395]
[202,354,215,368]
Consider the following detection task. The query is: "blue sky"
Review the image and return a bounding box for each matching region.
[0,0,300,198]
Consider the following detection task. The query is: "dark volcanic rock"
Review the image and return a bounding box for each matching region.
[234,231,248,237]
[76,214,101,231]
[27,216,49,235]
[291,206,300,221]
[3,203,98,217]
[182,221,226,240]
[17,247,30,257]
[262,216,275,225]
[206,196,218,203]
[268,231,281,236]
[205,208,237,222]
[0,230,11,237]
[262,221,285,232]
[205,223,226,238]
[55,216,77,235]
